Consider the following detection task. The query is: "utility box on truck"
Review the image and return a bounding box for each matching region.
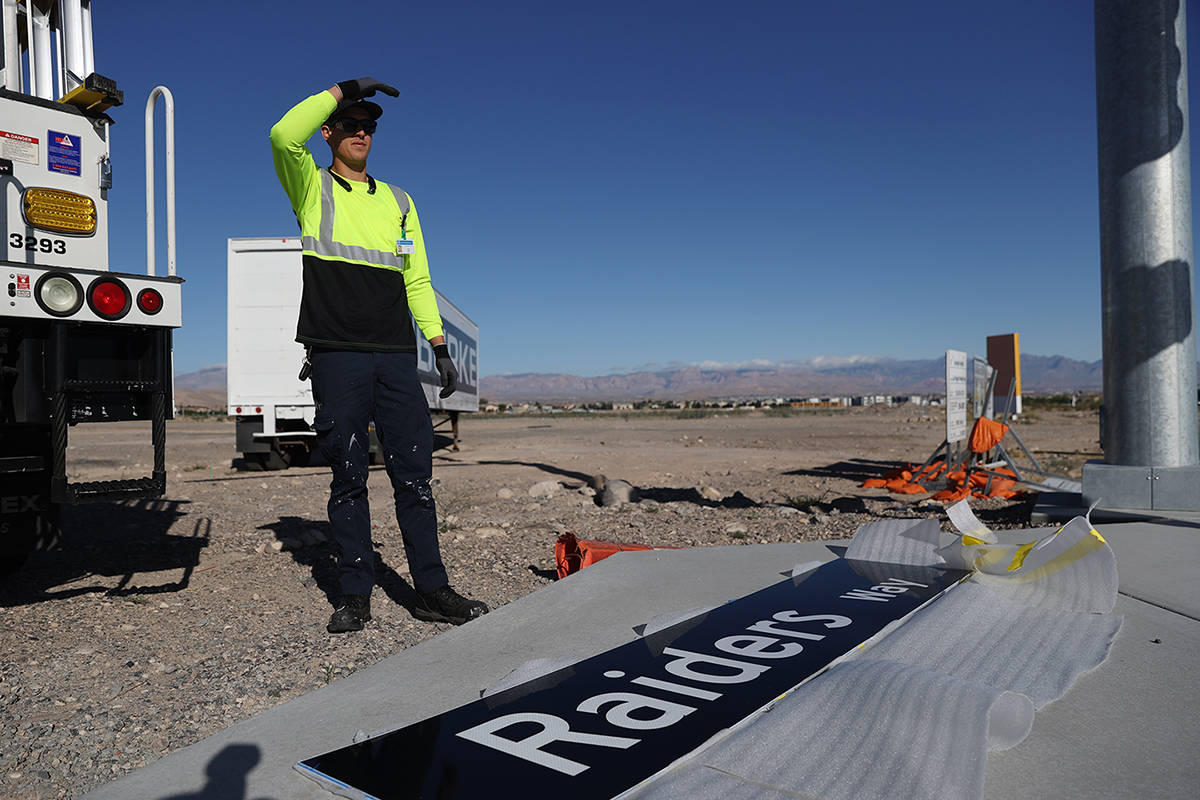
[226,236,478,469]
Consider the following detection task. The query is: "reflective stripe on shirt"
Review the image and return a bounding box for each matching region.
[302,170,413,269]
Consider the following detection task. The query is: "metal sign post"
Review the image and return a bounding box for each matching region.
[1086,0,1200,510]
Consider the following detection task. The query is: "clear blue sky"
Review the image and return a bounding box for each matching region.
[88,0,1198,377]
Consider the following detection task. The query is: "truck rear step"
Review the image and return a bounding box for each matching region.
[49,388,167,504]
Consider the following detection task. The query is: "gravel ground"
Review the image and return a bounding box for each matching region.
[0,406,1099,799]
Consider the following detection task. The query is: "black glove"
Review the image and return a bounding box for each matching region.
[433,344,458,398]
[298,347,312,381]
[335,77,399,101]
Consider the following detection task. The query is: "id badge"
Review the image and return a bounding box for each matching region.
[395,239,415,256]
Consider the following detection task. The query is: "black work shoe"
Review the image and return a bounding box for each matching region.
[327,595,371,633]
[413,585,488,625]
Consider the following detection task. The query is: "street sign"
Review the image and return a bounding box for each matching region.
[297,559,969,800]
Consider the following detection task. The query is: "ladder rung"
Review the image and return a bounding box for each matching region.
[59,474,165,503]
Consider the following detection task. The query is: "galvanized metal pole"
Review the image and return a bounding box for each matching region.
[1086,0,1200,509]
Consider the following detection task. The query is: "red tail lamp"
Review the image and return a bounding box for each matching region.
[87,276,131,320]
[137,288,163,315]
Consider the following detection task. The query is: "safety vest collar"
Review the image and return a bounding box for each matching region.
[306,170,411,270]
[326,167,376,194]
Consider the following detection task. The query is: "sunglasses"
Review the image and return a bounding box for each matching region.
[330,118,377,135]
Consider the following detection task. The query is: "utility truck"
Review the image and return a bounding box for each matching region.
[1,1,181,571]
[227,237,478,469]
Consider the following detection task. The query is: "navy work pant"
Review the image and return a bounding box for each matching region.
[310,350,449,597]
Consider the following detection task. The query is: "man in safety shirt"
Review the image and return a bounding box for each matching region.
[269,77,488,633]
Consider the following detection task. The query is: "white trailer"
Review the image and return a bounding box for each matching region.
[226,236,478,469]
[1,1,181,572]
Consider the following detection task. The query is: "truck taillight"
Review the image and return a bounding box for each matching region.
[87,277,131,320]
[34,273,84,317]
[137,288,163,315]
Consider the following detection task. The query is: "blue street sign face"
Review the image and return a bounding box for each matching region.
[298,558,970,800]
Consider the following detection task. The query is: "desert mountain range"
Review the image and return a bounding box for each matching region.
[175,354,1109,407]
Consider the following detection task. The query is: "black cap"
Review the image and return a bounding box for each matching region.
[326,98,383,124]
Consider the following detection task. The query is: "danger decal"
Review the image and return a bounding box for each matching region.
[0,130,39,165]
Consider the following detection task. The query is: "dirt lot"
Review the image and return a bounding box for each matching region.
[0,405,1100,799]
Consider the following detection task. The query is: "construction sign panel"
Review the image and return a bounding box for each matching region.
[945,349,968,443]
[297,559,969,800]
[987,333,1021,416]
[972,357,994,419]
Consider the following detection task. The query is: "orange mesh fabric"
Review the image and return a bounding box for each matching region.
[969,417,1010,453]
[863,458,1024,501]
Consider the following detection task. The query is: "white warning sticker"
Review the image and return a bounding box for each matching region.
[0,130,39,165]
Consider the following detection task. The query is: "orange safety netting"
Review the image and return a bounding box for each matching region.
[861,458,1023,501]
[555,532,676,579]
[969,416,1010,454]
[861,415,1025,500]
[930,466,1020,501]
[862,460,947,495]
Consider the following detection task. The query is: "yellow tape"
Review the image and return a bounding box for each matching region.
[961,521,1108,580]
[968,544,1011,571]
[980,530,1106,585]
[1007,540,1038,572]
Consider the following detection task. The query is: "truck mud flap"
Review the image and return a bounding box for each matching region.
[0,424,59,558]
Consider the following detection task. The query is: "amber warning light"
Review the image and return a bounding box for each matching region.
[23,188,97,235]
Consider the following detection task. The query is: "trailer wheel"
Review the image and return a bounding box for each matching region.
[286,444,312,467]
[0,504,60,575]
[0,553,29,576]
[245,443,291,471]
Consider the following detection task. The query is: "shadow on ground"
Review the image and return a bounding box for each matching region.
[783,458,907,482]
[0,499,207,607]
[477,460,761,507]
[157,743,278,800]
[256,516,339,604]
[257,515,430,615]
[476,459,594,485]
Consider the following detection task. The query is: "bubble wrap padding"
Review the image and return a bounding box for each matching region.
[964,519,1118,613]
[844,508,1119,614]
[634,660,1034,800]
[633,504,1121,800]
[843,518,969,568]
[847,582,1122,708]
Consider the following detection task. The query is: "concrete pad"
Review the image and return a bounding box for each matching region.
[985,593,1200,799]
[1098,519,1200,619]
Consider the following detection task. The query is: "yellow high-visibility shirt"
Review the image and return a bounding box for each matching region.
[269,91,444,350]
